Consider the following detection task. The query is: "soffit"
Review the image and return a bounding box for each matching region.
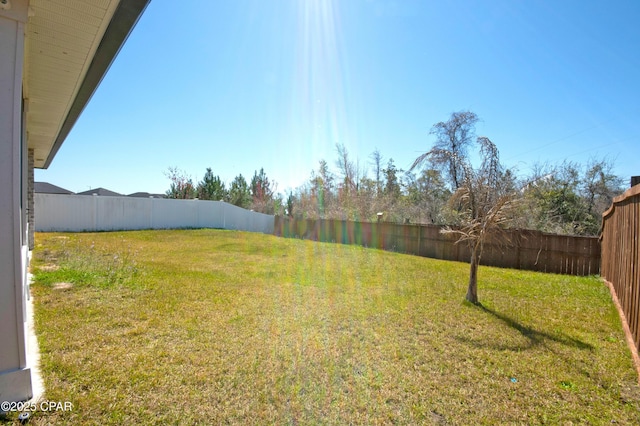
[23,0,150,169]
[24,0,121,168]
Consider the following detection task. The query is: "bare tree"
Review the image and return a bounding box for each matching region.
[444,137,515,303]
[412,111,479,190]
[370,148,384,195]
[164,167,196,199]
[412,115,515,304]
[335,143,356,195]
[582,157,624,221]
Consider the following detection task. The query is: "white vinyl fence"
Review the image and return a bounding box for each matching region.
[35,194,274,234]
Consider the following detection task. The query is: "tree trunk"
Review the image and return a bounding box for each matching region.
[466,250,479,304]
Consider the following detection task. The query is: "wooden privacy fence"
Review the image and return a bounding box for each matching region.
[601,184,640,353]
[274,216,600,276]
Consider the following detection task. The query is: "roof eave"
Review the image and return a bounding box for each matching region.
[41,0,151,169]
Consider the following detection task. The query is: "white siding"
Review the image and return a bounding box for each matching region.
[0,0,33,403]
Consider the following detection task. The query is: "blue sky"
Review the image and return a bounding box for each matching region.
[36,0,640,196]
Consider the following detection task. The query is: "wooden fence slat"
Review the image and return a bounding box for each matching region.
[275,216,600,276]
[601,183,640,356]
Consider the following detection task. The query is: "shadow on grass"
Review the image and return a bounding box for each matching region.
[454,302,603,383]
[456,302,594,352]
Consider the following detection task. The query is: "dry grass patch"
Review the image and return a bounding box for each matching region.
[38,264,59,272]
[51,282,73,290]
[20,229,640,425]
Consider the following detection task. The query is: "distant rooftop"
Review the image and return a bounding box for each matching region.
[34,182,74,195]
[128,192,166,198]
[77,188,122,197]
[36,185,167,197]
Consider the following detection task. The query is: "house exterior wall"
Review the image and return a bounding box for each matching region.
[0,0,33,404]
[34,194,275,234]
[28,148,34,250]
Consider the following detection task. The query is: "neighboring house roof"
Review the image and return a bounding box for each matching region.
[25,0,151,169]
[77,187,122,197]
[128,192,167,198]
[34,182,74,194]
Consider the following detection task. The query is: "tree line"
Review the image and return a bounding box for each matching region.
[165,167,282,215]
[289,112,623,237]
[165,111,625,237]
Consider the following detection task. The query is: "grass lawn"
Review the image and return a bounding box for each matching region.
[17,229,640,424]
